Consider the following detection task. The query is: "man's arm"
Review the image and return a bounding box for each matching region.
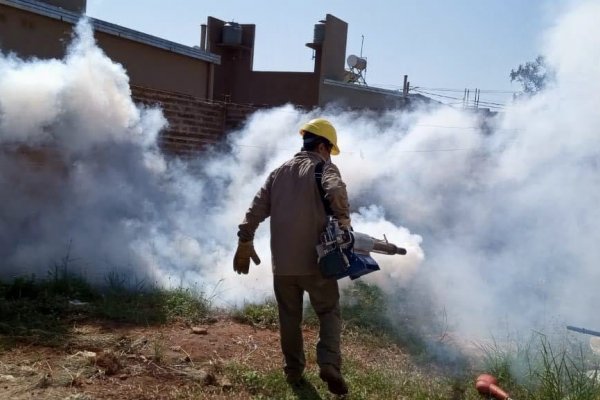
[322,163,351,228]
[237,170,275,241]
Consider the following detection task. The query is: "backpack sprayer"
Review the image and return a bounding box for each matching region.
[316,217,407,280]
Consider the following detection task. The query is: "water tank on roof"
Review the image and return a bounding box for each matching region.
[222,22,242,45]
[313,23,325,44]
[347,55,367,70]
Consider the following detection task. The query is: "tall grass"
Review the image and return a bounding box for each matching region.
[0,267,213,347]
[232,298,279,329]
[480,333,600,400]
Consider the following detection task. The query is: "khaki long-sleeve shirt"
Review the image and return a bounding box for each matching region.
[238,151,350,275]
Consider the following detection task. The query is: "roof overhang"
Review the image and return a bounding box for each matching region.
[0,0,221,64]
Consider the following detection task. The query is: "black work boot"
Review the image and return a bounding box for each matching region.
[285,372,305,385]
[319,364,348,396]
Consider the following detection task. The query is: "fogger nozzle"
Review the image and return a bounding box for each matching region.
[351,232,407,256]
[372,240,407,255]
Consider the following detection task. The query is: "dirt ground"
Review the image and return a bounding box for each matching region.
[0,317,412,400]
[0,318,288,399]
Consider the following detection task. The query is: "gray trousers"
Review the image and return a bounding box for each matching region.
[273,274,341,377]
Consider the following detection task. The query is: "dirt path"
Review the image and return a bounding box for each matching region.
[0,318,296,399]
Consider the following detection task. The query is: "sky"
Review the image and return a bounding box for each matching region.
[85,0,564,107]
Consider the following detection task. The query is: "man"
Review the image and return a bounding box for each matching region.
[233,118,351,396]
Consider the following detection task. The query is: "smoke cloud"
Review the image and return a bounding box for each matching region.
[1,0,599,342]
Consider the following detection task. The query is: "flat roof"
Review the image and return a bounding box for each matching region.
[0,0,221,64]
[323,79,432,102]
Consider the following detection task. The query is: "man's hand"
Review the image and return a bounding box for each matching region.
[233,240,261,274]
[338,218,352,231]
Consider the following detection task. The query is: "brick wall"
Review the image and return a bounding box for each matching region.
[131,85,258,156]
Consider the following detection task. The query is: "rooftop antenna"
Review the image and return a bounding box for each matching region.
[360,35,364,57]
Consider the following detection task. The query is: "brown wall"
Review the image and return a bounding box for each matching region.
[0,4,71,58]
[207,17,255,102]
[208,16,320,108]
[95,31,211,99]
[319,14,348,82]
[39,0,86,13]
[131,85,257,156]
[235,71,318,107]
[0,4,213,98]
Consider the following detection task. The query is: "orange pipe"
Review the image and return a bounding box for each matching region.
[476,374,498,385]
[475,374,511,400]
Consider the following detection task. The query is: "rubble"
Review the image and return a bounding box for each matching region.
[191,327,208,335]
[95,351,121,376]
[0,374,16,382]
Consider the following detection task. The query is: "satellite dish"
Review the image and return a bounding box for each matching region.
[346,54,367,71]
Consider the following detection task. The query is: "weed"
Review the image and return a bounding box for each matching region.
[530,335,600,400]
[232,299,279,329]
[478,335,531,388]
[96,280,212,325]
[225,362,307,398]
[162,287,211,323]
[0,270,214,349]
[479,332,600,400]
[152,333,166,363]
[225,357,458,399]
[341,281,429,355]
[46,263,97,302]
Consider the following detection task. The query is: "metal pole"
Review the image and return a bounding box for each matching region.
[567,326,600,337]
[360,35,365,57]
[200,24,207,50]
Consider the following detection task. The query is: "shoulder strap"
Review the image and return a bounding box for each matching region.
[315,161,333,216]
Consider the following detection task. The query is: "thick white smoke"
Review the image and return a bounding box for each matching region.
[1,0,599,343]
[0,19,423,303]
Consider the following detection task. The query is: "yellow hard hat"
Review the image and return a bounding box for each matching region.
[299,118,340,155]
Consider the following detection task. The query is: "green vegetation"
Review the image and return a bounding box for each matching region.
[340,281,427,354]
[479,333,600,400]
[3,271,600,399]
[0,268,212,348]
[226,363,293,398]
[225,359,461,400]
[232,298,279,329]
[0,267,97,344]
[510,55,551,95]
[98,282,211,324]
[229,281,600,399]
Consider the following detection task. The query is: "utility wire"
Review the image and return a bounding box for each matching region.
[411,89,463,101]
[412,88,506,106]
[232,143,479,154]
[371,84,519,95]
[412,88,506,109]
[414,87,518,94]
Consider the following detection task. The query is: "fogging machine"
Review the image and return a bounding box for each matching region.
[316,217,407,280]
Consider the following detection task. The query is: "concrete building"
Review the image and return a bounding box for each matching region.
[0,0,219,99]
[206,14,422,109]
[0,0,426,154]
